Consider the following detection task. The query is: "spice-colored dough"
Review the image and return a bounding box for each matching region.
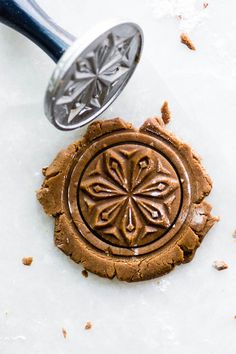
[37,117,217,282]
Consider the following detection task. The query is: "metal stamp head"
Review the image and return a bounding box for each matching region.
[0,1,143,131]
[45,23,143,131]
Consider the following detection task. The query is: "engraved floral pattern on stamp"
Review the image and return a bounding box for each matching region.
[54,32,138,126]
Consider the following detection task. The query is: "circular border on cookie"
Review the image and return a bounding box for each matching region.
[78,143,182,248]
[67,131,191,256]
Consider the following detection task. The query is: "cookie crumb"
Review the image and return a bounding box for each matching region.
[22,257,33,266]
[84,321,92,330]
[213,260,228,271]
[234,315,236,319]
[42,167,47,176]
[62,328,67,339]
[203,2,208,8]
[82,269,88,278]
[180,33,196,50]
[232,230,236,239]
[161,101,171,124]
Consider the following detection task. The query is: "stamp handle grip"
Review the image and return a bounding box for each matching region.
[0,0,76,62]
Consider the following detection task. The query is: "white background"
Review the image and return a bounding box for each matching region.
[0,0,236,353]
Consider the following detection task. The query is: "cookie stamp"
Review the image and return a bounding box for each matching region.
[37,117,218,281]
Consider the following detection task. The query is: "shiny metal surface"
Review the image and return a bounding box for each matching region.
[45,22,143,130]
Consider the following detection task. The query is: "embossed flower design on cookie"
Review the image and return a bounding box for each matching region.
[79,144,181,247]
[38,118,217,281]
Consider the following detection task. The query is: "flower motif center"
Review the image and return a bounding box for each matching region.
[79,144,181,248]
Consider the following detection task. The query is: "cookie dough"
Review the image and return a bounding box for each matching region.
[37,116,217,282]
[180,33,196,50]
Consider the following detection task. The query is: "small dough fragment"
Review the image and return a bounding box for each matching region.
[62,328,67,339]
[84,322,92,330]
[22,257,33,266]
[161,101,171,124]
[180,33,196,50]
[82,269,89,278]
[213,260,228,271]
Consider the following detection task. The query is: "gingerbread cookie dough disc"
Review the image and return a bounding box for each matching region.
[37,117,218,282]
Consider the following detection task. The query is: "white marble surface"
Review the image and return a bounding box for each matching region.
[0,0,236,353]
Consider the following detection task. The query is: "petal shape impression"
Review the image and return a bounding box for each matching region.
[119,198,143,246]
[104,149,128,191]
[91,197,127,230]
[134,174,179,199]
[134,197,171,229]
[80,176,126,200]
[130,148,156,190]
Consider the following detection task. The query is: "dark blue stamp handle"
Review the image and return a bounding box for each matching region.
[0,0,76,62]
